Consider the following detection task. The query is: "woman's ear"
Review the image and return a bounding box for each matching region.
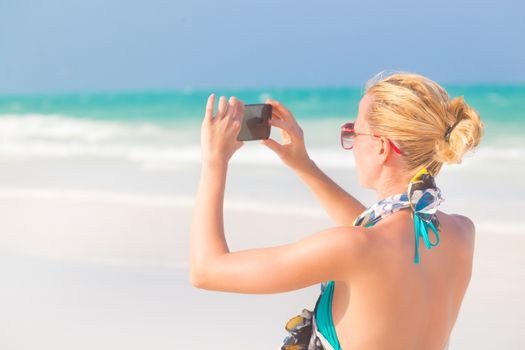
[377,136,390,165]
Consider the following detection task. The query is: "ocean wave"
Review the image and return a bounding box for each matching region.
[1,113,524,170]
[0,113,170,141]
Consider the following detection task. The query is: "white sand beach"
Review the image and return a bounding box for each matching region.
[0,149,524,349]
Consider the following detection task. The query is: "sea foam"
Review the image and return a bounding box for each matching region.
[0,113,523,171]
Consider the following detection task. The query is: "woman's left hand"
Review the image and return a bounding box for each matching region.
[200,94,245,165]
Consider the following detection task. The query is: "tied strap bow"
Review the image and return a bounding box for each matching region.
[352,167,445,264]
[408,168,444,264]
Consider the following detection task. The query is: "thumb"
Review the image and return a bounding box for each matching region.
[260,138,282,154]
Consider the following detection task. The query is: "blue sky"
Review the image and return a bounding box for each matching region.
[0,0,523,93]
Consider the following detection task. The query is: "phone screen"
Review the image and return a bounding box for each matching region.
[236,104,272,141]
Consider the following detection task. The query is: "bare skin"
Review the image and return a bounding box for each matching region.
[190,93,475,350]
[330,210,474,350]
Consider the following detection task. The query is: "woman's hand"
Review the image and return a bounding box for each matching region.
[201,94,245,165]
[260,98,312,171]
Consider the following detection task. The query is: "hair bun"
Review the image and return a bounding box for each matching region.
[434,96,485,164]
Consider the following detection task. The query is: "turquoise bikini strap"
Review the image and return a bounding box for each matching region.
[413,213,441,264]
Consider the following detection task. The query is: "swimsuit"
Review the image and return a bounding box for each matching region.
[280,167,445,349]
[314,281,342,350]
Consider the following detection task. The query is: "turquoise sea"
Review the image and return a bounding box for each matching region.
[0,85,524,170]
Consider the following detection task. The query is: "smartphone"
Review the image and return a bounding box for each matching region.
[236,104,272,141]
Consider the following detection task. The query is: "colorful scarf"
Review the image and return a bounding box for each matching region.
[353,167,444,264]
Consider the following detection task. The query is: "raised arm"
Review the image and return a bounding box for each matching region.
[294,158,366,227]
[190,94,368,292]
[261,99,366,226]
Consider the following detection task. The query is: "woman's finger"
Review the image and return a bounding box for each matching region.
[270,109,286,121]
[205,93,215,122]
[225,97,242,129]
[229,97,243,129]
[266,98,296,123]
[234,99,244,125]
[216,96,229,120]
[226,96,238,120]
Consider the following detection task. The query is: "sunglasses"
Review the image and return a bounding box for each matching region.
[340,121,402,154]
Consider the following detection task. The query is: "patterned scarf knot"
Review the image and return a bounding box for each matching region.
[353,167,444,264]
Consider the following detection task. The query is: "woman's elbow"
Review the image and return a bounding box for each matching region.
[189,263,207,288]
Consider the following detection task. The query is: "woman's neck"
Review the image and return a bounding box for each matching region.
[375,182,409,201]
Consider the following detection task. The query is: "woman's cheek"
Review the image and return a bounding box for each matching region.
[354,147,374,189]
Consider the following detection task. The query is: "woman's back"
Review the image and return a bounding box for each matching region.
[332,210,474,350]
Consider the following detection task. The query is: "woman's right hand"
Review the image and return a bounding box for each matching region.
[260,98,313,171]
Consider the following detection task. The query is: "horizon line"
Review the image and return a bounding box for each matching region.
[1,81,524,97]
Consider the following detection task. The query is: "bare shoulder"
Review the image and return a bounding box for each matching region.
[437,210,475,234]
[451,213,476,238]
[321,225,372,255]
[457,214,476,234]
[441,211,476,257]
[442,213,476,288]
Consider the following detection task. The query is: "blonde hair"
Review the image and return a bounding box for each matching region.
[363,70,485,177]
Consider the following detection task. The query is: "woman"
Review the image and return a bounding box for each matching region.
[189,71,484,350]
